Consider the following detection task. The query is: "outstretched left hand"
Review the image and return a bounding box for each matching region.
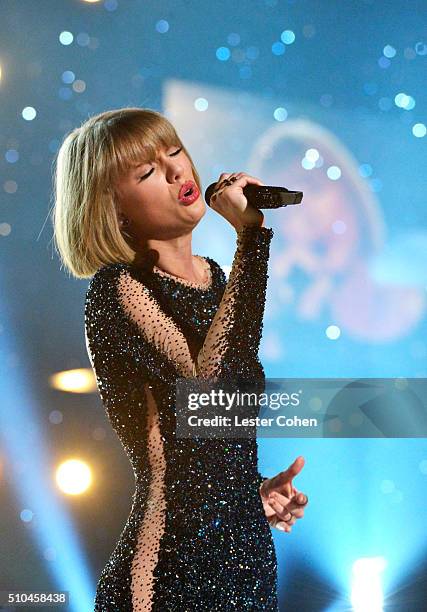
[259,456,309,533]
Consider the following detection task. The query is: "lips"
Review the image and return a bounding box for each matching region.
[178,180,200,204]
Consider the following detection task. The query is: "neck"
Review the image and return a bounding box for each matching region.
[132,233,202,283]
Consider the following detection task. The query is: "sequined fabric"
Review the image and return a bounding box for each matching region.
[85,225,278,611]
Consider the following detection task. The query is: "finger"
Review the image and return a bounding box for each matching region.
[267,497,294,523]
[268,514,292,532]
[233,174,265,187]
[289,487,308,506]
[212,175,232,195]
[261,499,277,518]
[285,455,305,479]
[277,496,306,519]
[215,172,244,190]
[275,522,292,533]
[281,483,295,500]
[268,491,291,507]
[235,173,265,184]
[286,507,305,519]
[269,456,305,491]
[296,492,308,505]
[291,491,308,506]
[214,174,264,195]
[215,174,248,196]
[217,172,235,182]
[274,512,296,527]
[271,512,295,528]
[218,172,244,179]
[284,497,308,514]
[276,457,306,490]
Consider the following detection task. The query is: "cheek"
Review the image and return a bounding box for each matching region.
[143,180,182,210]
[133,189,176,227]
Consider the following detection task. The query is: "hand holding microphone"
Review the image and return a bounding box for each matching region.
[207,172,266,231]
[205,172,303,232]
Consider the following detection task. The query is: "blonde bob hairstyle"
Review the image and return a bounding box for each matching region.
[51,107,202,279]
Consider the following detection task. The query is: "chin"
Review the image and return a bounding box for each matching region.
[185,196,206,219]
[184,203,206,234]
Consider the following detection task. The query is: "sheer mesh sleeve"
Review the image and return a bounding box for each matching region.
[116,268,197,379]
[196,225,273,379]
[116,225,274,381]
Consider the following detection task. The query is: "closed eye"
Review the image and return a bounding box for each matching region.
[138,147,183,181]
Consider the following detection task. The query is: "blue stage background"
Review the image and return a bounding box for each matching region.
[0,1,426,610]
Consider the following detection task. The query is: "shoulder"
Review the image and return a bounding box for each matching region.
[85,262,134,319]
[85,261,155,321]
[86,262,136,298]
[84,263,144,373]
[84,262,149,353]
[87,261,127,288]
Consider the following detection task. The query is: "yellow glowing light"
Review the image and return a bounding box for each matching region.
[82,0,102,3]
[56,459,92,495]
[49,368,97,393]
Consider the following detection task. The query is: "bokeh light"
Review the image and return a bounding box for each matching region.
[281,30,296,45]
[156,20,170,34]
[412,123,426,137]
[49,369,97,393]
[327,165,341,180]
[22,107,37,120]
[59,31,73,45]
[216,46,231,61]
[383,44,396,58]
[5,149,19,163]
[273,107,288,121]
[326,325,341,340]
[227,33,240,46]
[20,509,34,523]
[271,42,285,56]
[194,97,208,111]
[61,70,75,84]
[55,459,92,496]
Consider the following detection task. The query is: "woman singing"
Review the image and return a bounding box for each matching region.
[52,107,308,611]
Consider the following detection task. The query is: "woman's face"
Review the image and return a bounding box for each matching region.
[114,143,206,242]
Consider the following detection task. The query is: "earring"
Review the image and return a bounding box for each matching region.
[120,218,134,241]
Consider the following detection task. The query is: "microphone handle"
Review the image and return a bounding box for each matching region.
[204,182,303,210]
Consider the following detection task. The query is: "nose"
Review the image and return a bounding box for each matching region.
[166,158,185,183]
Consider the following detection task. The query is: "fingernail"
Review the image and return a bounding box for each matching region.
[276,523,286,531]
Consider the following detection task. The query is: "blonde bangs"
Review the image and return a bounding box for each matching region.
[107,114,181,187]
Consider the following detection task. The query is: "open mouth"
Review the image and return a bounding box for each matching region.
[178,181,200,204]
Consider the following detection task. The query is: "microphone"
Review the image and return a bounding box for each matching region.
[204,182,303,209]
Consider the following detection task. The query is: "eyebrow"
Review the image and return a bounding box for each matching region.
[130,144,181,169]
[130,154,154,169]
[132,161,150,169]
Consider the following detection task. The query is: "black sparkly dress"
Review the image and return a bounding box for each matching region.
[84,225,278,611]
